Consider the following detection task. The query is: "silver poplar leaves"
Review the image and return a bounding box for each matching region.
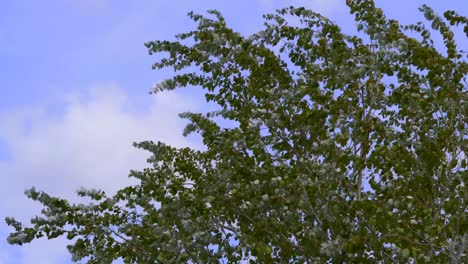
[6,1,468,263]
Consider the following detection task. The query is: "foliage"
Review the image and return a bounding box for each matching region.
[6,1,468,263]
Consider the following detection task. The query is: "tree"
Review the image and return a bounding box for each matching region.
[6,1,468,263]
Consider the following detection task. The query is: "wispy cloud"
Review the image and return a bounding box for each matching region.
[0,84,199,263]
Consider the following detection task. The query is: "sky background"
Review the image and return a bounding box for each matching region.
[0,0,465,263]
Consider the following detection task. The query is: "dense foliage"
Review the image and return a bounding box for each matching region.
[6,1,468,263]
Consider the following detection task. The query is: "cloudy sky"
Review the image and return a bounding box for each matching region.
[0,0,465,263]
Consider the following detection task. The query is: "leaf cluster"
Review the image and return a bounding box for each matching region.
[6,1,468,263]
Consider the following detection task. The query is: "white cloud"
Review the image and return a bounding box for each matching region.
[0,84,199,263]
[300,0,344,14]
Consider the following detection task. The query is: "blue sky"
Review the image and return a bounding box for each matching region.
[0,0,466,263]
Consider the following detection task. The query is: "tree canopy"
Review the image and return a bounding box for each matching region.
[6,1,468,263]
